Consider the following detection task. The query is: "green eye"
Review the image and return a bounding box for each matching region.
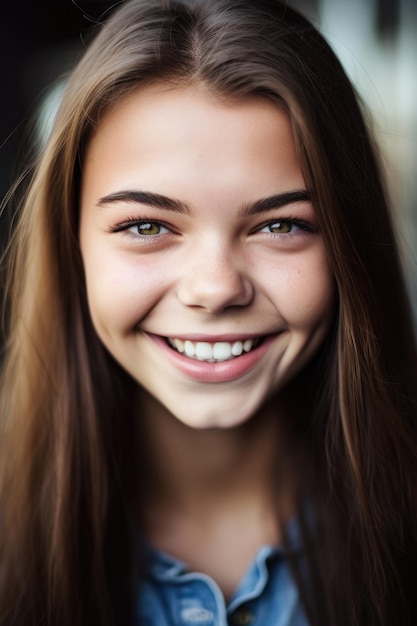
[263,221,293,234]
[111,219,171,237]
[129,221,168,236]
[138,222,161,235]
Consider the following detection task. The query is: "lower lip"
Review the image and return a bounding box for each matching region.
[147,334,277,383]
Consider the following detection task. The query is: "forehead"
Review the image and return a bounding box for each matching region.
[86,82,295,157]
[81,83,305,214]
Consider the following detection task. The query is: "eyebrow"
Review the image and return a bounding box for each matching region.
[239,189,311,216]
[97,189,311,216]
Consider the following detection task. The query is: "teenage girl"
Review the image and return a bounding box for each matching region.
[1,1,416,625]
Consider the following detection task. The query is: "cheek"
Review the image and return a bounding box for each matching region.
[270,253,335,329]
[81,245,166,337]
[296,265,335,329]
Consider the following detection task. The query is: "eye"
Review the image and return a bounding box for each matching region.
[129,221,169,236]
[110,218,171,237]
[257,218,317,236]
[261,220,295,234]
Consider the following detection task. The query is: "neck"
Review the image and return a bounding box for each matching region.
[132,385,306,597]
[136,389,296,533]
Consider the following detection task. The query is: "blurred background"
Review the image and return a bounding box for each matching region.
[1,0,416,313]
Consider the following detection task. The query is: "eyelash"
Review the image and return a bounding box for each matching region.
[109,216,317,239]
[109,217,173,238]
[255,217,317,236]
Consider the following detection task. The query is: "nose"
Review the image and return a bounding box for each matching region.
[176,244,254,313]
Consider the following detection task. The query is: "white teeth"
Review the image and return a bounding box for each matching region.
[212,342,232,361]
[184,340,196,358]
[231,341,243,356]
[243,339,254,352]
[195,342,213,360]
[167,337,261,362]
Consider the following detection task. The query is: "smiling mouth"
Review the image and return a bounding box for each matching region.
[165,337,265,362]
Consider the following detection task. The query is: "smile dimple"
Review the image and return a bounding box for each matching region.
[166,337,263,362]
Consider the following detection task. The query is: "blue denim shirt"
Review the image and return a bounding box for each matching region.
[135,541,309,626]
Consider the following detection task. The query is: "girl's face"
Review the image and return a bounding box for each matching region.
[80,84,335,429]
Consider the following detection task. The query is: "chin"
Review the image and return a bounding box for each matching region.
[166,400,261,431]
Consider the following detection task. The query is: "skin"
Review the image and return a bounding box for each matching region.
[79,84,335,594]
[80,83,335,431]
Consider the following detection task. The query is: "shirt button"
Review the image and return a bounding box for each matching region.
[230,608,255,625]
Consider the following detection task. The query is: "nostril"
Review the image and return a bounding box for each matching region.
[176,265,254,313]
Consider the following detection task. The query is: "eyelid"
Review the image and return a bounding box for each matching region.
[109,216,175,234]
[253,216,318,235]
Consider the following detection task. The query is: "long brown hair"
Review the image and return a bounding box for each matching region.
[1,1,416,624]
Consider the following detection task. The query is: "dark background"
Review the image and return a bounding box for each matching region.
[0,0,116,198]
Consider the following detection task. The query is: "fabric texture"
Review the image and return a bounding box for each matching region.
[135,538,310,626]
